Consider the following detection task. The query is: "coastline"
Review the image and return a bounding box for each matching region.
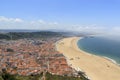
[103,56,119,66]
[56,37,120,80]
[77,37,120,66]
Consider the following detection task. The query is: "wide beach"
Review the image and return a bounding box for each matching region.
[56,37,120,80]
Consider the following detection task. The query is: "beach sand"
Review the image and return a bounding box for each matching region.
[56,37,120,80]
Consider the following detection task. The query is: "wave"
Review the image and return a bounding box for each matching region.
[103,56,120,66]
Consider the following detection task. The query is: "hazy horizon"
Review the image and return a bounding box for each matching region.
[0,0,120,35]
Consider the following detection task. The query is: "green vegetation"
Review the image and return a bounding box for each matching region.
[0,31,89,80]
[0,72,88,80]
[6,48,14,52]
[45,72,88,80]
[0,31,64,40]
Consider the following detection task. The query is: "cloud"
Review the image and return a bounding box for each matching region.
[38,20,46,24]
[14,18,23,22]
[74,25,120,36]
[30,20,59,30]
[104,27,120,36]
[48,22,58,25]
[1,16,104,31]
[66,24,107,34]
[0,16,59,30]
[1,16,120,36]
[31,20,58,25]
[0,16,23,23]
[111,27,120,32]
[0,17,107,33]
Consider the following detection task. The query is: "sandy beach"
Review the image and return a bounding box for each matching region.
[56,37,120,80]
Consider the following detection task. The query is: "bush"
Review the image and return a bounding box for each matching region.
[6,48,14,52]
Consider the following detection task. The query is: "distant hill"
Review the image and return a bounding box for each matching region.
[0,29,41,33]
[0,31,66,40]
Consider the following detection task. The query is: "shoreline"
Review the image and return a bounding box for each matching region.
[103,56,119,66]
[77,37,120,66]
[56,37,120,80]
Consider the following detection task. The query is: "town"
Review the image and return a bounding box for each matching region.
[0,32,88,80]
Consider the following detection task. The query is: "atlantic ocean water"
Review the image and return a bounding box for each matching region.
[77,36,120,64]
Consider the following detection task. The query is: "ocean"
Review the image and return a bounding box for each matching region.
[77,36,120,64]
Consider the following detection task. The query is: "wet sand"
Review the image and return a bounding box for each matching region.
[56,37,120,80]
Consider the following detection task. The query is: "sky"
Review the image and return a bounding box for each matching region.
[0,0,120,34]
